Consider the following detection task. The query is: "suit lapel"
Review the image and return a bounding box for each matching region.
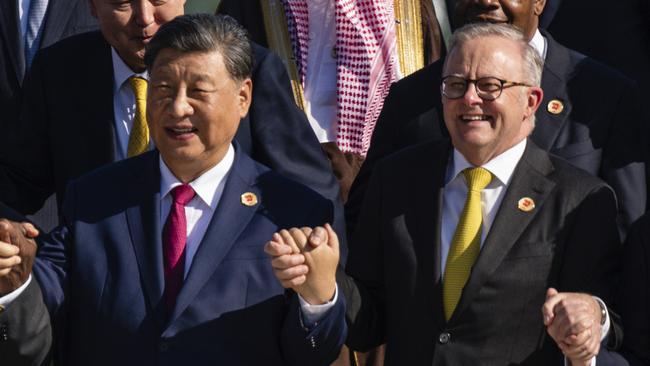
[81,33,117,165]
[413,141,449,329]
[531,31,573,151]
[449,142,556,322]
[125,151,166,329]
[0,0,25,83]
[40,0,72,47]
[169,151,261,323]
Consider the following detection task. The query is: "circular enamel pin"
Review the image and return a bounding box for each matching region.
[547,99,564,115]
[241,192,258,207]
[518,197,535,212]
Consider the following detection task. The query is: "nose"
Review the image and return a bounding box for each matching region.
[462,81,483,105]
[170,89,194,118]
[133,0,155,28]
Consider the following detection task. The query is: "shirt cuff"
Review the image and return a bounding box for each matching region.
[562,296,610,366]
[0,274,32,308]
[298,285,339,328]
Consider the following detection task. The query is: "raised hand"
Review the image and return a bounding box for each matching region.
[0,219,39,295]
[265,224,339,305]
[542,288,603,365]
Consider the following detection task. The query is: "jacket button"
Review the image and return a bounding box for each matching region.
[438,332,451,344]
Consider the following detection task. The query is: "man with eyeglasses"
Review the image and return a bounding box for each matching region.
[266,23,622,365]
[347,0,646,244]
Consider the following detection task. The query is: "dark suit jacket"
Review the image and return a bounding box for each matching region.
[0,30,344,241]
[619,213,650,365]
[217,0,444,65]
[341,140,622,365]
[19,146,346,365]
[0,0,96,129]
[346,30,646,238]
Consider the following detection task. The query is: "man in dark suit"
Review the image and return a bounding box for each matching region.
[0,0,343,238]
[0,0,98,230]
[540,0,650,205]
[267,23,621,365]
[346,0,646,238]
[0,0,97,128]
[0,14,346,365]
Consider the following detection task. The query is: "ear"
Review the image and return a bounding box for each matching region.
[525,86,544,119]
[533,0,547,16]
[237,78,253,119]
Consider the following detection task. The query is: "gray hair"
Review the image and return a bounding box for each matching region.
[445,23,543,86]
[145,14,253,82]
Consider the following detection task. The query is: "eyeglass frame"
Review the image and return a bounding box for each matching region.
[440,75,532,101]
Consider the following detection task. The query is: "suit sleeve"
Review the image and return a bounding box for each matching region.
[619,215,650,365]
[600,81,646,238]
[0,277,52,366]
[341,161,389,351]
[555,185,624,347]
[280,194,347,365]
[0,50,55,215]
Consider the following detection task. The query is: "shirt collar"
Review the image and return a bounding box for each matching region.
[448,139,527,187]
[529,28,547,60]
[159,144,236,210]
[111,47,148,93]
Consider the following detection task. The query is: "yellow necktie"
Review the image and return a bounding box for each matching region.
[443,167,492,321]
[127,76,149,158]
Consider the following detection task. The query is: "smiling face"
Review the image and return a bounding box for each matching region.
[442,36,542,165]
[89,0,186,71]
[147,48,252,182]
[452,0,545,40]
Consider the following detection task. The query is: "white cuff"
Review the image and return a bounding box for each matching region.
[0,274,32,308]
[298,285,338,327]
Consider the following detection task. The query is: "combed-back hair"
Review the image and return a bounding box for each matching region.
[445,23,543,86]
[145,13,253,81]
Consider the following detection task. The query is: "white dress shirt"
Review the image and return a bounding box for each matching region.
[303,0,338,143]
[111,48,152,160]
[18,0,50,40]
[158,144,235,276]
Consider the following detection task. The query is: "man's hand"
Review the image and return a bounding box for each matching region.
[542,288,603,365]
[0,219,39,295]
[265,224,339,305]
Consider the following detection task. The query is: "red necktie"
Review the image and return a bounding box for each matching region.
[163,184,196,314]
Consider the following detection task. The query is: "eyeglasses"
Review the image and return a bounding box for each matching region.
[441,76,532,101]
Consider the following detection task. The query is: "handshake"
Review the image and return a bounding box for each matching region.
[264,224,340,305]
[0,220,39,296]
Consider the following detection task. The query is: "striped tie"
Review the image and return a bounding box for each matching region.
[24,0,48,68]
[443,167,492,321]
[127,76,149,157]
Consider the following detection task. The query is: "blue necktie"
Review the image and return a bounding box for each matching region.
[24,0,48,68]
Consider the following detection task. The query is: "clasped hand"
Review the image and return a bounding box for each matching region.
[264,224,339,305]
[0,219,39,296]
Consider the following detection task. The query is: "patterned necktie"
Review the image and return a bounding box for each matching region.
[24,0,48,68]
[163,184,196,314]
[443,167,493,321]
[127,76,149,157]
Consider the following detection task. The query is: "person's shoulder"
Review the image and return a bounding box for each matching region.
[545,152,611,196]
[39,30,106,59]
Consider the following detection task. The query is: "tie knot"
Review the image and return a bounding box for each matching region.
[462,167,492,192]
[129,76,148,101]
[171,184,196,206]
